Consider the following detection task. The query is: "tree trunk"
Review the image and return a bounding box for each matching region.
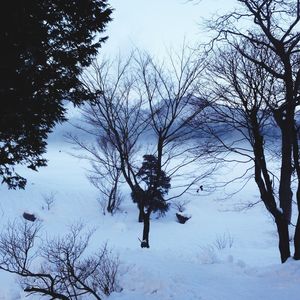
[278,126,293,223]
[274,214,291,263]
[107,184,116,214]
[293,181,300,259]
[251,114,291,262]
[154,132,164,191]
[294,214,300,260]
[138,203,144,223]
[291,124,300,259]
[141,210,151,248]
[132,186,145,222]
[274,100,294,224]
[272,112,293,262]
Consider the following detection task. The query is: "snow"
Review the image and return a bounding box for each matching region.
[0,121,299,299]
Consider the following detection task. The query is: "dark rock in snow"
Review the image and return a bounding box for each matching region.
[23,212,37,222]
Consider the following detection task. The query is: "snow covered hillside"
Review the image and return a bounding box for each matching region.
[0,120,300,300]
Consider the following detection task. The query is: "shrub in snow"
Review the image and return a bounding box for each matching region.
[42,192,56,211]
[69,133,123,216]
[214,232,234,250]
[97,189,123,216]
[86,138,123,216]
[176,212,191,224]
[0,221,121,299]
[172,199,191,213]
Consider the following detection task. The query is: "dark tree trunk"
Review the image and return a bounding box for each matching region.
[294,214,300,260]
[294,175,300,259]
[291,124,300,259]
[141,210,151,248]
[251,113,291,262]
[274,90,294,224]
[278,130,293,223]
[272,115,294,262]
[138,203,144,223]
[274,214,291,263]
[107,181,117,214]
[132,186,146,222]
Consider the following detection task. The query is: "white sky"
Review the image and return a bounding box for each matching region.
[100,0,237,58]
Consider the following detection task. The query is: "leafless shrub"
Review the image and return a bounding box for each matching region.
[42,192,56,210]
[93,180,123,216]
[0,221,121,300]
[98,196,108,215]
[97,190,123,215]
[172,199,191,213]
[213,232,234,250]
[69,132,124,216]
[0,220,41,274]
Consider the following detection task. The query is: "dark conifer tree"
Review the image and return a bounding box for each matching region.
[132,154,171,248]
[0,0,112,188]
[136,154,170,214]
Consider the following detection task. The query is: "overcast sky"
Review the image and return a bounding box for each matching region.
[100,0,237,58]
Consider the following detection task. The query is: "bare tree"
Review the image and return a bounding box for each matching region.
[73,49,213,248]
[135,48,210,199]
[0,221,121,299]
[198,40,296,263]
[203,0,300,263]
[70,133,123,215]
[131,49,212,246]
[76,55,149,221]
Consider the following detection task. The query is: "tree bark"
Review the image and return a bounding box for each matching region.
[294,214,300,260]
[107,181,117,214]
[141,210,151,248]
[274,214,291,263]
[291,124,300,259]
[138,203,144,223]
[293,164,300,259]
[278,128,293,223]
[132,186,146,222]
[251,113,291,262]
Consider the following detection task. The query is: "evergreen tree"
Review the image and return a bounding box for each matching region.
[132,154,171,248]
[0,0,112,188]
[136,154,171,215]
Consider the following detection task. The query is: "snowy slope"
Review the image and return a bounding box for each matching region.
[0,120,299,299]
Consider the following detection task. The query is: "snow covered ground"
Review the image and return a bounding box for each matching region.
[0,121,300,299]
